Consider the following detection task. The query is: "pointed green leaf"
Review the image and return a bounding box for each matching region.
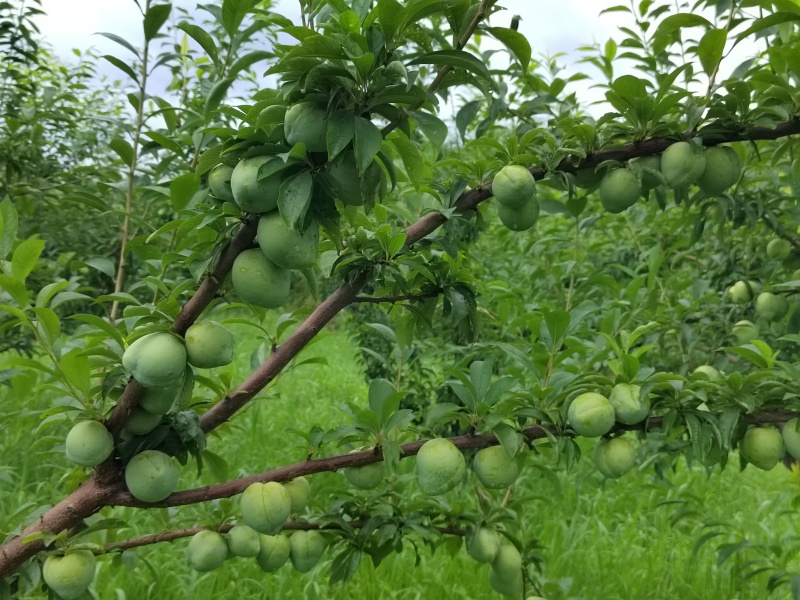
[697,28,726,76]
[0,198,18,260]
[12,238,44,281]
[278,171,314,229]
[487,26,531,70]
[354,116,383,175]
[143,3,172,41]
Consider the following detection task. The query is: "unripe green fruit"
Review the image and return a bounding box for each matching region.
[284,103,328,152]
[740,427,784,470]
[466,527,500,563]
[732,320,759,343]
[660,141,706,188]
[691,365,722,383]
[344,461,385,490]
[185,321,234,368]
[492,165,536,208]
[473,445,519,489]
[728,280,759,304]
[226,525,261,558]
[124,406,161,436]
[231,249,290,309]
[593,437,636,478]
[697,146,741,195]
[782,418,800,460]
[257,534,291,572]
[283,477,311,513]
[599,168,641,213]
[498,198,540,231]
[289,530,326,573]
[767,238,792,261]
[257,211,319,270]
[122,332,187,389]
[327,151,384,206]
[489,568,523,597]
[140,368,193,414]
[231,156,284,213]
[124,450,179,503]
[492,542,522,580]
[567,392,615,437]
[629,154,662,191]
[43,550,96,600]
[607,383,649,425]
[574,167,604,190]
[65,420,113,467]
[187,530,228,571]
[755,292,789,322]
[208,164,234,202]
[416,438,466,495]
[241,482,291,535]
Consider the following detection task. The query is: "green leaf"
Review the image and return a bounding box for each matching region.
[229,50,272,76]
[143,3,172,41]
[653,14,712,39]
[455,99,481,141]
[221,0,257,37]
[85,257,115,278]
[278,171,314,230]
[377,0,406,40]
[541,309,570,351]
[0,198,18,261]
[408,110,448,150]
[407,49,492,82]
[178,22,219,64]
[102,54,138,80]
[204,78,235,118]
[32,307,60,345]
[734,12,800,47]
[195,146,222,176]
[486,27,531,70]
[12,238,44,281]
[493,423,519,459]
[96,32,140,57]
[143,131,183,155]
[697,28,726,76]
[388,131,424,188]
[327,110,355,159]
[354,116,383,175]
[109,137,134,166]
[369,378,396,417]
[170,173,200,211]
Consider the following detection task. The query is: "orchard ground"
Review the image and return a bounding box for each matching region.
[1,315,796,600]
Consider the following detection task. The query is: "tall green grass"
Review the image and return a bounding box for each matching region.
[1,319,798,599]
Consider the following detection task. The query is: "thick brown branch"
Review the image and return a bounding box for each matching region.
[111,410,797,508]
[102,520,464,553]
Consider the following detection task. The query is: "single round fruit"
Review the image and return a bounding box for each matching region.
[257,211,319,270]
[660,141,706,188]
[599,168,641,213]
[492,542,522,579]
[755,292,789,322]
[732,320,759,343]
[124,406,161,436]
[467,527,500,563]
[416,438,466,495]
[567,392,615,437]
[728,280,759,304]
[226,525,261,558]
[593,437,636,479]
[208,164,234,202]
[65,420,113,467]
[231,248,290,309]
[629,154,662,191]
[473,445,519,489]
[122,332,187,389]
[283,477,311,513]
[140,368,193,414]
[124,450,179,503]
[607,383,649,425]
[240,482,291,535]
[327,151,384,206]
[344,461,385,490]
[782,418,800,460]
[740,427,784,471]
[257,534,291,572]
[289,530,325,573]
[691,365,722,383]
[492,165,536,208]
[185,321,234,368]
[231,155,284,213]
[574,167,604,190]
[284,103,328,152]
[697,146,741,195]
[43,550,96,600]
[489,568,523,597]
[187,530,228,571]
[767,238,792,261]
[498,198,540,231]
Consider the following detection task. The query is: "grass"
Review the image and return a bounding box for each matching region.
[2,315,799,599]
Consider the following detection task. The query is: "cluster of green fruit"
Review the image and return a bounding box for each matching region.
[466,528,527,596]
[567,383,650,478]
[491,165,540,231]
[185,477,324,574]
[577,141,741,214]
